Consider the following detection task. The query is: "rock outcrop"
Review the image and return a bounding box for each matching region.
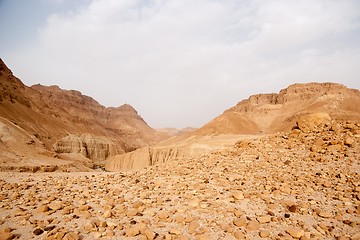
[105,134,247,172]
[105,144,218,172]
[53,134,125,162]
[295,112,332,133]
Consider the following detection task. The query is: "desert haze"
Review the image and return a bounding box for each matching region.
[0,58,359,239]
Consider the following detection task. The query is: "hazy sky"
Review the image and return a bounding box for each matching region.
[1,0,359,128]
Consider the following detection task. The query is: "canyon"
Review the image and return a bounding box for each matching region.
[0,58,359,239]
[106,82,360,172]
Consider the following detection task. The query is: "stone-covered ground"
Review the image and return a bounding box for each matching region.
[0,121,359,240]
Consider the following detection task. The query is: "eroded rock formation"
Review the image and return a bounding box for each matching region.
[105,144,218,172]
[53,134,125,162]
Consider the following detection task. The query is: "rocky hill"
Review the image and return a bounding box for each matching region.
[106,83,360,172]
[196,82,360,135]
[31,84,158,151]
[0,58,160,171]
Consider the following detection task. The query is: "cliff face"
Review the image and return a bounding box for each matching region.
[105,139,233,172]
[0,58,159,171]
[53,134,125,162]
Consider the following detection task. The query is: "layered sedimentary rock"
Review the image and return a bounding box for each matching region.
[105,144,217,172]
[105,134,245,172]
[53,134,125,162]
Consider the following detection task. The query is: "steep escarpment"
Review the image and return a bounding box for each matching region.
[0,58,33,107]
[0,58,159,171]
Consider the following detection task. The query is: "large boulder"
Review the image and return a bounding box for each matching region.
[296,113,332,132]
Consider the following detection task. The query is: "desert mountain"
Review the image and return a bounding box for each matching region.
[106,82,360,172]
[0,58,161,171]
[31,84,158,150]
[196,82,360,135]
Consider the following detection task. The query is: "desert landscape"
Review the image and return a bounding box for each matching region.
[0,57,359,240]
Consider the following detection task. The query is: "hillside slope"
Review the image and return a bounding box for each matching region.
[0,58,159,171]
[196,83,360,135]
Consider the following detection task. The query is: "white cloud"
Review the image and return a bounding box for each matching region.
[5,0,360,128]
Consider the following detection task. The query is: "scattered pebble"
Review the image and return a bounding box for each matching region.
[0,121,359,239]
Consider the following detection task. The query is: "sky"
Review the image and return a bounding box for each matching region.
[0,0,359,128]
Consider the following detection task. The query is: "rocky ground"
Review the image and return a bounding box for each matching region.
[0,120,359,240]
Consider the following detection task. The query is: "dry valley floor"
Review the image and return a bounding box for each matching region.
[0,121,359,240]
